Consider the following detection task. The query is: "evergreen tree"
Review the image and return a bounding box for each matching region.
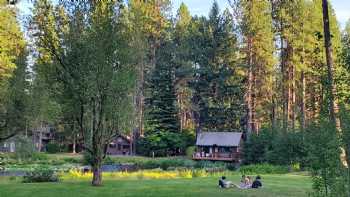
[145,43,179,134]
[174,3,194,132]
[234,0,276,134]
[189,2,244,133]
[128,0,171,136]
[339,20,350,105]
[140,42,188,157]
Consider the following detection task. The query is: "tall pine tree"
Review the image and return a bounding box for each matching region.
[189,2,244,133]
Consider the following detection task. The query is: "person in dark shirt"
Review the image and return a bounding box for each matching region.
[219,176,226,188]
[218,176,232,188]
[251,175,262,189]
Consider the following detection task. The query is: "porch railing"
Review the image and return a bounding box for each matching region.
[192,152,240,161]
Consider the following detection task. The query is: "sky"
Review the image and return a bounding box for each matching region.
[17,0,350,29]
[173,0,350,30]
[171,0,350,29]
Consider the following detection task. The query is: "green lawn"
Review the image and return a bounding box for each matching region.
[0,173,312,197]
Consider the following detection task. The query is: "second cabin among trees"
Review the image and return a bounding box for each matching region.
[193,132,243,162]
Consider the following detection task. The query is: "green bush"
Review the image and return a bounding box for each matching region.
[243,127,307,167]
[23,167,60,183]
[13,137,36,160]
[194,160,226,169]
[136,132,195,157]
[46,143,60,154]
[31,153,49,161]
[135,158,195,170]
[103,156,114,165]
[185,146,195,158]
[82,151,93,165]
[140,160,161,169]
[182,159,196,168]
[159,159,188,170]
[62,157,81,164]
[239,163,289,174]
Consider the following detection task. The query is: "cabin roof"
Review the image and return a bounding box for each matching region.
[196,132,242,147]
[110,134,131,143]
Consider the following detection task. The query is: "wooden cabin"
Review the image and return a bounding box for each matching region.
[32,126,55,152]
[0,136,17,153]
[193,132,243,162]
[106,135,132,155]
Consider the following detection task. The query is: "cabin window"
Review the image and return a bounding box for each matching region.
[109,144,117,148]
[122,145,130,149]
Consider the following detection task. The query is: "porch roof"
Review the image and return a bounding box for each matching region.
[196,132,242,147]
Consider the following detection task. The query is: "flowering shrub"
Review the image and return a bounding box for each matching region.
[61,169,208,181]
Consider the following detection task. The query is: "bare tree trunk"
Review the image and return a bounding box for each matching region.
[38,122,43,152]
[322,0,347,167]
[178,91,183,132]
[246,37,253,136]
[300,71,306,130]
[73,134,76,154]
[281,39,288,132]
[139,64,144,136]
[322,0,340,130]
[25,121,28,138]
[271,90,276,129]
[252,68,258,134]
[291,62,296,131]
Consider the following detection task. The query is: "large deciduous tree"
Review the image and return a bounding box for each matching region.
[30,0,135,186]
[0,0,27,142]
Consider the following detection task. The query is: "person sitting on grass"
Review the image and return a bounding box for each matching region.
[251,175,263,189]
[246,176,253,188]
[233,175,252,189]
[218,176,232,188]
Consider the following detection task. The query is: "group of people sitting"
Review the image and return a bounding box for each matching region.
[218,175,262,189]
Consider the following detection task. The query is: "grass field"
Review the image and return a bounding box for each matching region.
[0,173,312,197]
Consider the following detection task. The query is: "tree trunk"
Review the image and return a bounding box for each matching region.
[281,39,288,132]
[291,62,296,131]
[25,121,28,138]
[72,134,76,154]
[38,122,43,152]
[91,99,103,186]
[252,68,258,133]
[322,0,340,129]
[178,91,183,132]
[322,0,347,167]
[300,71,306,130]
[137,58,145,137]
[279,23,289,132]
[92,159,102,186]
[271,90,276,129]
[246,37,253,136]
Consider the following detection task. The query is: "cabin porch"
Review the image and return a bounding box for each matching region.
[192,146,241,162]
